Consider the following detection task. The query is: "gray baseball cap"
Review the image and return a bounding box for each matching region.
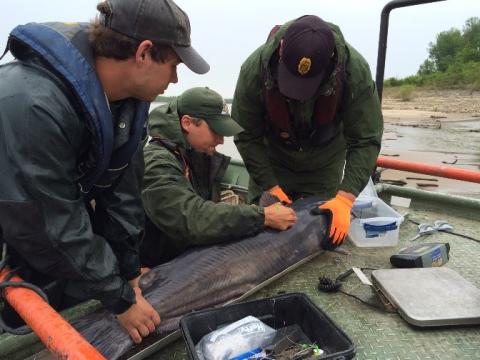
[97,0,209,74]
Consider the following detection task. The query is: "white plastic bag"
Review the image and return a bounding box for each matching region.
[352,178,378,218]
[195,316,276,360]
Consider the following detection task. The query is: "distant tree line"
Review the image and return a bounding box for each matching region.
[154,95,176,102]
[154,95,233,103]
[385,17,480,90]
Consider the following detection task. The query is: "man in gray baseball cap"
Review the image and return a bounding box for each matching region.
[0,0,209,347]
[98,0,209,74]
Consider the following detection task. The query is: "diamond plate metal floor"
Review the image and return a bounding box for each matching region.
[148,198,480,359]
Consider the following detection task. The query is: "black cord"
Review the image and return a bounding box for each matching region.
[0,249,50,335]
[0,280,49,335]
[407,218,480,243]
[337,290,395,313]
[318,276,343,292]
[318,268,355,292]
[318,268,396,313]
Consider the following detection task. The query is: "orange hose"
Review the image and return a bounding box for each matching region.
[376,156,480,183]
[0,268,105,360]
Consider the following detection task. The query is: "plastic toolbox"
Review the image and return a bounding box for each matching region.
[180,292,355,359]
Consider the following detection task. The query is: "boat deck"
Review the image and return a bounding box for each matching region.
[2,191,479,360]
[149,196,480,360]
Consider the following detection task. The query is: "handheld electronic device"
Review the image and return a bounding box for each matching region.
[390,243,450,268]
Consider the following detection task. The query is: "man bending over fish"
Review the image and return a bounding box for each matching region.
[141,87,297,266]
[0,0,209,344]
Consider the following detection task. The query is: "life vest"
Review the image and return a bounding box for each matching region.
[6,23,148,194]
[262,25,345,150]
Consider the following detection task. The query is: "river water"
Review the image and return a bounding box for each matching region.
[150,102,480,195]
[382,119,480,195]
[150,102,242,160]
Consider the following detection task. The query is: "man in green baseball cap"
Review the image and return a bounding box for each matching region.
[178,87,245,136]
[140,87,297,266]
[175,87,244,154]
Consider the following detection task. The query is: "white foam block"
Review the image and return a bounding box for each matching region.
[390,196,411,208]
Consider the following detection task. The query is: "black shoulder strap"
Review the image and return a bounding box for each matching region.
[149,137,191,180]
[266,25,281,42]
[0,38,10,61]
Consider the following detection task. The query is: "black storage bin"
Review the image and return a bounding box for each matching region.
[180,292,355,359]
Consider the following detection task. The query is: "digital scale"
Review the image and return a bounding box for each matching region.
[372,267,480,327]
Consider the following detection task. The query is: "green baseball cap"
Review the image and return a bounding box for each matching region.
[177,87,244,136]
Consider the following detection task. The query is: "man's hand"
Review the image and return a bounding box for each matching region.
[267,185,292,205]
[116,287,161,344]
[319,191,355,245]
[127,269,150,291]
[264,202,297,230]
[140,267,151,275]
[128,275,141,289]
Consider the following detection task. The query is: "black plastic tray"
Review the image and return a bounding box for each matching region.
[180,292,355,359]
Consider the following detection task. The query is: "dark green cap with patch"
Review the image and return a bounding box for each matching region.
[177,87,243,136]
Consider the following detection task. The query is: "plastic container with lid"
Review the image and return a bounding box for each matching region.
[347,179,404,247]
[348,196,404,247]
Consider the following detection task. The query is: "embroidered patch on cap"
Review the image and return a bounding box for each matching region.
[221,101,230,115]
[297,57,311,75]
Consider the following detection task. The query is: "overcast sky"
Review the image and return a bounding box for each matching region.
[1,0,478,97]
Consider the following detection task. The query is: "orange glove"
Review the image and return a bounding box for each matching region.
[319,193,354,245]
[269,185,292,205]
